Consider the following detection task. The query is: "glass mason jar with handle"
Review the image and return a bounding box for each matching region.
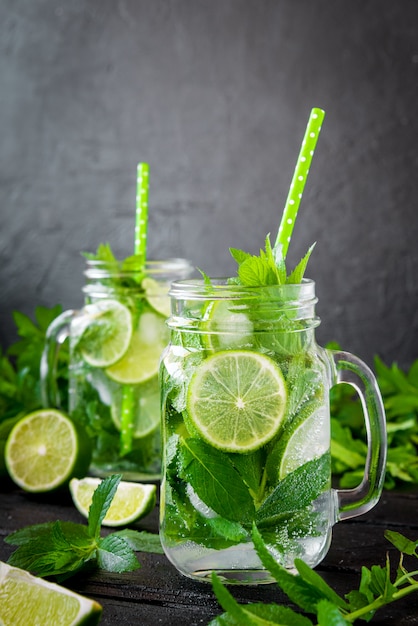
[41,257,193,481]
[159,278,387,583]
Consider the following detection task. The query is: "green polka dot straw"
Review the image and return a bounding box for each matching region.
[135,162,149,259]
[274,108,325,258]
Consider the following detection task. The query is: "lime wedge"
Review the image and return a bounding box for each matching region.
[111,377,160,438]
[79,299,132,368]
[186,350,287,453]
[0,561,102,626]
[278,405,329,479]
[5,410,91,493]
[142,277,171,318]
[70,477,157,526]
[201,300,254,351]
[106,310,168,384]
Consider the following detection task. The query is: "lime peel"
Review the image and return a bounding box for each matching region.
[70,477,157,527]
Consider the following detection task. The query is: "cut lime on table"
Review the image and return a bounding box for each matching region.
[111,377,160,438]
[70,477,156,526]
[186,350,287,453]
[5,409,91,493]
[278,404,328,479]
[106,310,167,384]
[0,561,102,626]
[142,276,171,318]
[79,299,132,368]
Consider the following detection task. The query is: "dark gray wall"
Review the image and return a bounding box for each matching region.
[1,0,418,369]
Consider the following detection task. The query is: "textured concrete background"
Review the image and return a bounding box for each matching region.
[1,0,418,369]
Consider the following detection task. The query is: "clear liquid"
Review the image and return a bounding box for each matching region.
[160,337,334,583]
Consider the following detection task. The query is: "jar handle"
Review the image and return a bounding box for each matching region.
[40,310,77,409]
[329,350,387,521]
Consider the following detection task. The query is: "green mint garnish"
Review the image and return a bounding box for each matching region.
[5,474,162,581]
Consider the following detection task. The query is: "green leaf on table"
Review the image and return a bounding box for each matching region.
[384,530,418,556]
[112,529,164,554]
[97,534,139,573]
[88,474,121,539]
[179,437,255,522]
[316,599,350,625]
[295,559,349,610]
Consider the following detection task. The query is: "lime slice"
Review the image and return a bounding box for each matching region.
[79,299,132,368]
[106,310,168,384]
[278,405,329,479]
[201,300,254,351]
[111,377,160,438]
[69,477,157,526]
[5,410,91,493]
[142,277,171,318]
[0,561,102,626]
[186,350,287,453]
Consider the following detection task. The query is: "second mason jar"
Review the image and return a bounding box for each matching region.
[41,257,193,481]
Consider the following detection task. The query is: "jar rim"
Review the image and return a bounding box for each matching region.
[169,277,316,302]
[84,257,194,279]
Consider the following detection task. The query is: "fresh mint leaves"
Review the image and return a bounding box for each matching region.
[209,526,418,625]
[5,475,162,581]
[230,235,315,287]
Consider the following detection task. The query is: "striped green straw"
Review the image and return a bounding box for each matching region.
[120,162,150,457]
[274,108,325,258]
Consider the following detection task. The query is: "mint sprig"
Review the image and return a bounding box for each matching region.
[230,235,315,287]
[5,474,163,580]
[209,526,418,625]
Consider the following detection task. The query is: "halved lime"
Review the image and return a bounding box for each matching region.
[201,300,254,352]
[278,405,329,479]
[111,377,160,438]
[79,299,132,368]
[142,277,171,318]
[186,350,287,453]
[106,310,168,384]
[69,477,157,526]
[0,561,102,626]
[5,410,91,493]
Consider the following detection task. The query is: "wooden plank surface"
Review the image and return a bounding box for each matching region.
[1,483,418,625]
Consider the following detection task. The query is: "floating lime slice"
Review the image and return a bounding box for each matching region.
[186,350,287,453]
[278,405,329,479]
[142,277,171,318]
[0,561,102,625]
[79,299,132,368]
[70,477,156,527]
[5,410,91,493]
[106,310,168,384]
[201,300,254,352]
[111,377,160,438]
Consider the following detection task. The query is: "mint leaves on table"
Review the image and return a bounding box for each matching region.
[5,474,162,581]
[209,526,418,625]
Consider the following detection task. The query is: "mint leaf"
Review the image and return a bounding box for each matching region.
[252,525,326,614]
[256,454,330,525]
[384,530,418,556]
[111,529,164,554]
[179,438,255,522]
[316,599,350,625]
[295,558,349,610]
[287,244,316,284]
[88,474,121,539]
[97,534,140,573]
[210,573,269,625]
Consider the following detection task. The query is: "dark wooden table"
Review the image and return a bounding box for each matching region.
[1,482,418,625]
